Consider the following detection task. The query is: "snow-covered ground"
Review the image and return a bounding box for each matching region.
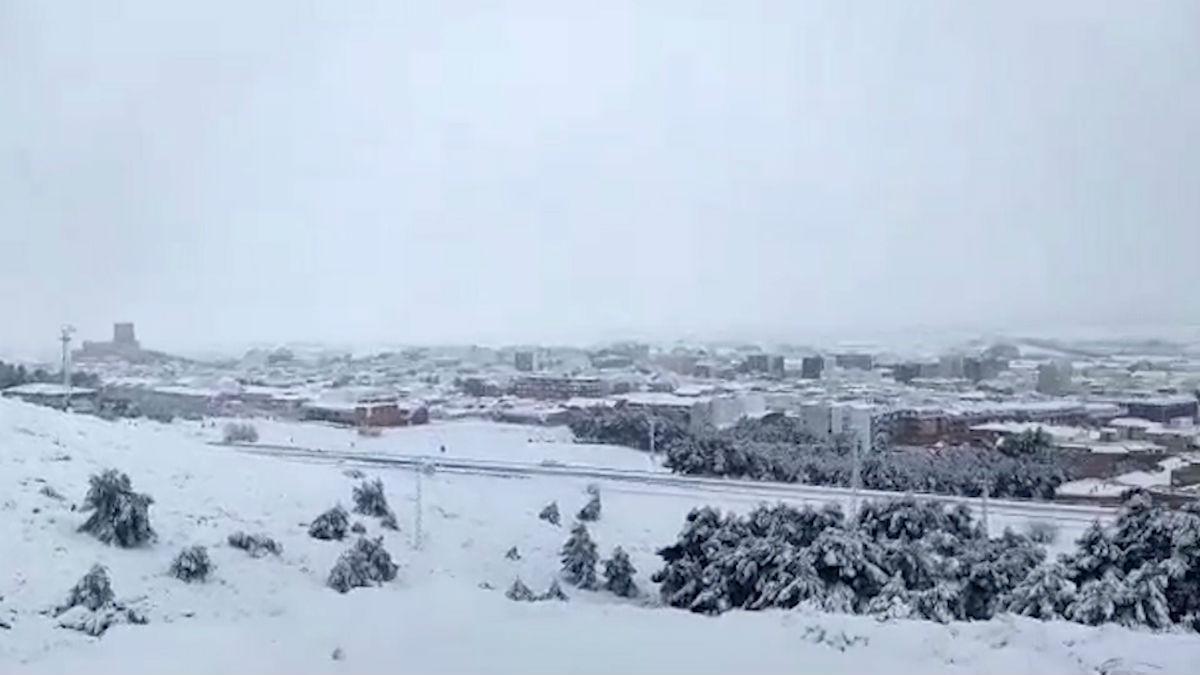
[184,417,665,471]
[2,400,1198,673]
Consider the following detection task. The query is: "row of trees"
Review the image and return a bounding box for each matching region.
[570,408,1067,500]
[652,492,1200,630]
[0,360,101,389]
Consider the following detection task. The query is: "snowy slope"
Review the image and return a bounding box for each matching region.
[2,399,1198,673]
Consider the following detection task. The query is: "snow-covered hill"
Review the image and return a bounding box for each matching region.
[2,399,1197,673]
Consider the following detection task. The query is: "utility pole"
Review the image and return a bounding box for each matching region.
[980,479,991,538]
[414,463,423,550]
[59,325,74,410]
[648,416,656,468]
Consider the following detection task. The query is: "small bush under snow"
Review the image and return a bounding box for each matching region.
[577,493,601,522]
[222,422,259,444]
[1024,520,1059,544]
[54,565,147,637]
[169,546,213,583]
[538,501,561,526]
[309,506,350,541]
[505,578,536,602]
[78,469,155,548]
[327,537,399,593]
[227,531,282,557]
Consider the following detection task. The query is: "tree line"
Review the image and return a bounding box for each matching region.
[569,408,1067,500]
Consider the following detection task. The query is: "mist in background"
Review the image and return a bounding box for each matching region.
[3,0,1198,358]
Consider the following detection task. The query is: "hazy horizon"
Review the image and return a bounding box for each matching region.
[4,1,1198,358]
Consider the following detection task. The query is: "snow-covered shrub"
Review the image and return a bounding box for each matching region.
[855,497,976,543]
[222,422,259,444]
[561,523,598,589]
[57,564,114,613]
[309,506,350,541]
[54,565,146,636]
[40,485,65,501]
[957,530,1045,620]
[540,580,569,602]
[577,493,601,522]
[505,578,535,602]
[227,531,282,557]
[1024,520,1059,545]
[603,546,638,598]
[351,521,367,534]
[538,501,561,526]
[911,581,963,624]
[865,573,915,621]
[78,469,155,547]
[505,546,521,561]
[1064,521,1123,585]
[1002,563,1076,619]
[1119,563,1172,630]
[169,545,213,583]
[352,479,391,517]
[1067,571,1127,626]
[327,537,398,593]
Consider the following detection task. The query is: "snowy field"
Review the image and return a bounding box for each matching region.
[184,416,666,471]
[2,399,1198,673]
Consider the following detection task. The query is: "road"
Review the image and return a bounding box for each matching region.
[216,441,1119,526]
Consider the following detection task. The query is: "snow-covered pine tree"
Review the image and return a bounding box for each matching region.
[309,505,350,541]
[56,564,114,614]
[505,546,521,561]
[864,573,916,621]
[561,523,599,589]
[912,580,963,624]
[577,493,601,522]
[53,565,146,637]
[78,469,155,547]
[352,479,391,518]
[327,537,399,593]
[169,545,213,583]
[1119,563,1172,629]
[539,580,569,602]
[1002,562,1076,619]
[538,501,561,526]
[505,578,535,601]
[1066,521,1123,585]
[1066,570,1127,626]
[603,546,638,598]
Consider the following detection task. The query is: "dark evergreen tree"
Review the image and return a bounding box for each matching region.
[603,546,638,598]
[505,546,521,561]
[561,523,599,589]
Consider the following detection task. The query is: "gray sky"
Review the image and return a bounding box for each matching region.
[2,0,1198,357]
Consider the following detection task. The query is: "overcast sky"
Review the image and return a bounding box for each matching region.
[2,0,1198,357]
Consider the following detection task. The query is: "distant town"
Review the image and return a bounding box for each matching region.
[3,322,1198,505]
